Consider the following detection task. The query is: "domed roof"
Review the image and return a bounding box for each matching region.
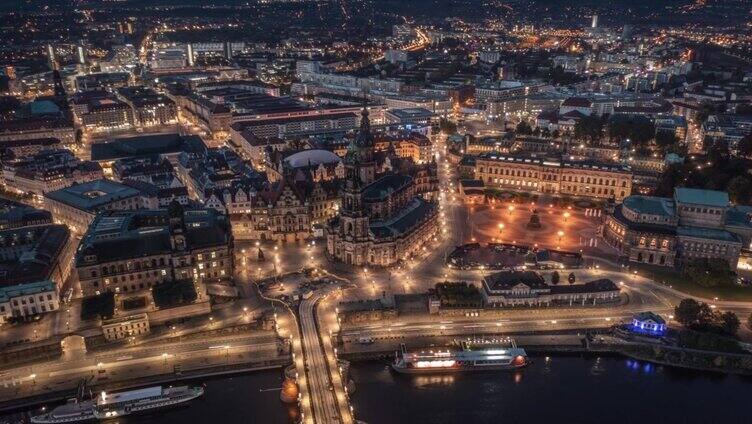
[284,149,341,168]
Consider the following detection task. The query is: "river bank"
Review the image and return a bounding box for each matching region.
[2,369,297,424]
[0,356,289,414]
[338,329,752,375]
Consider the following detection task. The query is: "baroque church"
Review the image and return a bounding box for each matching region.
[325,108,439,266]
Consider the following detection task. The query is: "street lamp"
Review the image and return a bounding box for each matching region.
[557,230,564,244]
[564,212,570,222]
[507,205,515,215]
[498,223,505,240]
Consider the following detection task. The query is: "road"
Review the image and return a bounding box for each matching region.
[297,288,353,424]
[0,331,282,403]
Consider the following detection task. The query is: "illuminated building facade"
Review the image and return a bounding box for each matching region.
[474,153,633,202]
[326,109,439,266]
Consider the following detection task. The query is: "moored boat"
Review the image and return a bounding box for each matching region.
[391,338,528,374]
[30,385,204,423]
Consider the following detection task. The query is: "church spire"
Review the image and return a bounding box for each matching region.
[355,107,373,147]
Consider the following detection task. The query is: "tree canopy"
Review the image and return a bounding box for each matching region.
[674,298,740,336]
[574,115,605,143]
[516,121,532,135]
[683,258,734,288]
[608,115,655,146]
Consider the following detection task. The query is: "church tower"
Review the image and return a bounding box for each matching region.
[338,108,375,245]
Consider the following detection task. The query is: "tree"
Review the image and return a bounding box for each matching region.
[675,298,740,336]
[515,121,532,135]
[727,175,752,205]
[683,258,734,288]
[736,134,752,158]
[655,132,678,149]
[568,272,576,284]
[675,298,703,327]
[81,292,115,321]
[551,271,560,285]
[720,311,741,336]
[439,118,457,135]
[258,248,265,261]
[707,140,730,165]
[574,115,604,143]
[608,115,655,146]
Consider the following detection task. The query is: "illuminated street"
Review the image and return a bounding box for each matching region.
[2,2,752,422]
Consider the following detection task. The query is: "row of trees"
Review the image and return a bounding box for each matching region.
[433,281,482,308]
[674,298,740,336]
[573,115,657,146]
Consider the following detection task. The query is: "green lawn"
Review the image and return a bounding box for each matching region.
[636,264,752,302]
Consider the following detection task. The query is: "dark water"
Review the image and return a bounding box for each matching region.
[349,355,752,424]
[12,356,752,424]
[15,370,297,424]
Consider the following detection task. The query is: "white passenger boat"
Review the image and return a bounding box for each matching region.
[392,339,528,374]
[30,385,204,423]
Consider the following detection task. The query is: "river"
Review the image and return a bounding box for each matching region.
[11,355,752,423]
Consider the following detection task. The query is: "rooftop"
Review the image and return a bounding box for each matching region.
[91,134,205,161]
[363,174,413,201]
[76,208,231,266]
[370,198,436,238]
[283,149,341,168]
[44,179,144,212]
[674,188,729,208]
[623,195,675,217]
[676,226,741,243]
[484,270,547,291]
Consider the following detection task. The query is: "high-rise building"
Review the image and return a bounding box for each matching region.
[591,15,599,29]
[186,43,195,67]
[77,45,86,65]
[223,41,232,60]
[46,44,57,70]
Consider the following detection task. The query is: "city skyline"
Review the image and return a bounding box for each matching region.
[1,1,752,423]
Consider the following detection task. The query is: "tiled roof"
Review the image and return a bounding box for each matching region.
[676,226,741,243]
[623,195,675,217]
[674,187,729,208]
[484,271,547,290]
[369,198,436,239]
[363,174,413,201]
[45,179,144,212]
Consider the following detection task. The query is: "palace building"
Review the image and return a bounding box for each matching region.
[602,188,752,268]
[474,152,633,202]
[325,109,439,267]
